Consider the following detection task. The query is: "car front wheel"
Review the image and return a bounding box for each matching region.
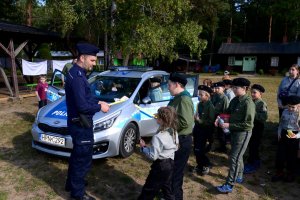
[119,123,138,158]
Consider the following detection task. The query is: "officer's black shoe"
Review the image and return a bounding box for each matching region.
[200,166,210,176]
[71,192,95,200]
[215,147,227,153]
[65,180,89,192]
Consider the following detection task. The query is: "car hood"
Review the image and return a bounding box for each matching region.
[38,98,129,127]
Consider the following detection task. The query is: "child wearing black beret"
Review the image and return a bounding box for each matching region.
[216,77,255,193]
[244,84,268,174]
[211,82,229,153]
[191,85,215,175]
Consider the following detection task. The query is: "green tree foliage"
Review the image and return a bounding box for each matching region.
[271,0,300,41]
[36,43,52,59]
[189,0,229,65]
[5,0,300,67]
[0,0,23,23]
[112,0,207,63]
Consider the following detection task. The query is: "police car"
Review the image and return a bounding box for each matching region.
[31,67,199,159]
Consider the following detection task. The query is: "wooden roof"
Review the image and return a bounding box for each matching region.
[218,42,300,54]
[0,21,63,43]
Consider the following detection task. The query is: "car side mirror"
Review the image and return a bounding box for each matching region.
[58,89,66,96]
[142,97,151,104]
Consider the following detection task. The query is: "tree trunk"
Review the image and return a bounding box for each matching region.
[229,16,232,39]
[268,15,272,43]
[123,54,130,66]
[296,20,299,42]
[209,29,216,66]
[26,0,33,26]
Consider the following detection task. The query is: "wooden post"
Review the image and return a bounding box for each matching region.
[0,39,28,98]
[9,40,19,98]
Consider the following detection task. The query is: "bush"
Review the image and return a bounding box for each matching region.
[215,70,224,75]
[36,43,51,59]
[215,70,239,75]
[269,69,278,76]
[258,69,264,75]
[230,71,239,75]
[280,67,289,76]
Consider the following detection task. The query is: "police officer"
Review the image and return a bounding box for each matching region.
[215,78,255,193]
[167,73,194,200]
[65,43,110,200]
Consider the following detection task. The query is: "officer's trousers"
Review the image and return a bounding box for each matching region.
[66,124,93,198]
[193,125,212,168]
[247,121,264,164]
[138,158,174,200]
[172,134,192,200]
[226,131,252,185]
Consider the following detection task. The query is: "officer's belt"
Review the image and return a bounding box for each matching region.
[71,114,92,128]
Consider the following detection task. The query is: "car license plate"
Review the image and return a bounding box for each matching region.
[40,134,65,146]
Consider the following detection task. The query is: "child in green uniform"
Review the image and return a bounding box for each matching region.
[192,85,215,175]
[212,82,229,153]
[215,78,255,193]
[244,84,268,174]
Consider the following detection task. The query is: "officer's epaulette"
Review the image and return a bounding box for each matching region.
[77,71,82,77]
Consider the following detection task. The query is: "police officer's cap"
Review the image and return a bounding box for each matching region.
[150,77,161,83]
[251,84,265,93]
[76,43,99,56]
[198,85,213,94]
[169,73,187,86]
[212,81,225,88]
[286,95,300,105]
[223,79,233,85]
[232,78,251,87]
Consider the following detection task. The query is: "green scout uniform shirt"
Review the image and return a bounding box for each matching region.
[62,63,73,74]
[195,100,215,127]
[211,93,218,105]
[253,98,268,122]
[227,94,255,132]
[168,90,194,135]
[213,93,229,116]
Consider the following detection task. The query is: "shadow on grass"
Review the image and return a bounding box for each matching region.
[184,121,293,198]
[13,111,35,123]
[234,121,300,199]
[0,130,141,200]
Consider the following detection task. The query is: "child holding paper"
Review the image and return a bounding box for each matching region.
[272,95,300,182]
[138,106,179,200]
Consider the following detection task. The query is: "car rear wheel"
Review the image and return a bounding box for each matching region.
[119,123,138,158]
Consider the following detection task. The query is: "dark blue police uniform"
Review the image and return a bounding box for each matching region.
[65,43,100,199]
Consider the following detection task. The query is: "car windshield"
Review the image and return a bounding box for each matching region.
[89,76,141,102]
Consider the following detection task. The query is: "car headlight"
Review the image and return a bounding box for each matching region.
[93,111,121,132]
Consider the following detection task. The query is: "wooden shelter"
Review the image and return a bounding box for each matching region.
[0,21,76,98]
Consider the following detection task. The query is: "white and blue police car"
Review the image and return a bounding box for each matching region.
[31,67,199,159]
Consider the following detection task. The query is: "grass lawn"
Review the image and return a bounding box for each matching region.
[0,74,299,200]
